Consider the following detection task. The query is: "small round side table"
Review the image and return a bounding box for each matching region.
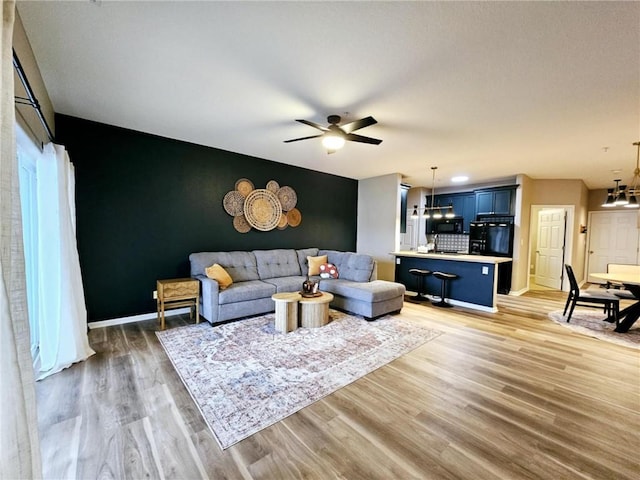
[272,292,302,333]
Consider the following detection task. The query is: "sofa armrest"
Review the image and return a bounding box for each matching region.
[370,261,378,281]
[194,274,220,323]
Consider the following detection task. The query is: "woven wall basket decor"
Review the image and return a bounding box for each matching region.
[235,178,254,197]
[223,190,245,216]
[277,186,297,211]
[233,215,252,233]
[286,208,302,227]
[277,213,288,230]
[266,180,280,193]
[243,189,282,231]
[223,178,300,232]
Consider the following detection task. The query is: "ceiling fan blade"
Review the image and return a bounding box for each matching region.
[283,134,323,143]
[340,116,377,134]
[344,133,382,145]
[295,119,329,132]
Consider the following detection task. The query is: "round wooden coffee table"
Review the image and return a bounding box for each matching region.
[299,292,334,328]
[272,292,302,333]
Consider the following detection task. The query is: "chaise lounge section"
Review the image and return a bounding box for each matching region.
[189,248,405,324]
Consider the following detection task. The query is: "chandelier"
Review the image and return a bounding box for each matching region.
[602,141,640,208]
[410,166,455,219]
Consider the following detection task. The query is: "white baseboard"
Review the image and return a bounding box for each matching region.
[88,307,190,329]
[509,287,528,296]
[408,293,498,313]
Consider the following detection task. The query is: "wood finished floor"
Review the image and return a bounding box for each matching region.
[36,291,640,480]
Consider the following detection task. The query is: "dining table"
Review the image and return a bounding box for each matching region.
[591,272,640,333]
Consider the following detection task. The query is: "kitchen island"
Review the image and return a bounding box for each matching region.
[391,251,512,312]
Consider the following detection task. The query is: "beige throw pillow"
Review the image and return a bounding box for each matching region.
[307,255,328,276]
[205,263,233,290]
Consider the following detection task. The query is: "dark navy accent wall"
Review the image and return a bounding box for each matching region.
[55,114,358,321]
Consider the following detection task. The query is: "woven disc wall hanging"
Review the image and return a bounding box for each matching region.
[223,178,299,232]
[243,189,282,231]
[233,215,252,233]
[277,186,297,211]
[235,178,254,197]
[266,180,280,193]
[286,208,302,227]
[277,213,288,230]
[223,190,245,216]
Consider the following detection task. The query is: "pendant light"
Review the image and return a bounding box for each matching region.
[423,166,454,219]
[602,141,640,208]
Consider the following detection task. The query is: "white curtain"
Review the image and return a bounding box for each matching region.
[0,0,42,478]
[33,143,95,380]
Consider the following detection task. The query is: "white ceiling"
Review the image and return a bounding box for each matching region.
[16,1,640,190]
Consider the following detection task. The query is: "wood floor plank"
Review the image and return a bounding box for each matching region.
[36,292,640,479]
[39,416,81,480]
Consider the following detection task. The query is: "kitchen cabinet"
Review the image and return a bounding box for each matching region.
[462,193,476,232]
[400,184,410,234]
[428,192,475,233]
[475,187,515,216]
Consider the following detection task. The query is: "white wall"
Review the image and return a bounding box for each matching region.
[357,173,402,281]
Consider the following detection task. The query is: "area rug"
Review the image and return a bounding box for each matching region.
[548,310,640,349]
[156,309,441,449]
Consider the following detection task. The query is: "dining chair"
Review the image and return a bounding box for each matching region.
[563,264,620,325]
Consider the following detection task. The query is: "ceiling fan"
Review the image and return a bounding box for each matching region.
[284,115,382,153]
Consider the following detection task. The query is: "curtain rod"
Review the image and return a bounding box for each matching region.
[13,49,54,143]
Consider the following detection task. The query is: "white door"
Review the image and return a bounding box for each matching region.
[399,213,419,251]
[535,209,566,289]
[587,211,639,283]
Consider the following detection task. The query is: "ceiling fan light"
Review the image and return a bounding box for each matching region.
[321,134,345,151]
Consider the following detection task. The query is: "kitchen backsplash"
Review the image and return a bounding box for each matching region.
[434,233,469,253]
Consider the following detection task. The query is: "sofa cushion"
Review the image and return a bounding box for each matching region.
[320,279,404,303]
[253,249,301,279]
[319,263,339,278]
[319,250,374,282]
[296,248,319,274]
[205,264,233,289]
[307,255,328,275]
[190,251,259,281]
[263,275,308,293]
[218,280,276,304]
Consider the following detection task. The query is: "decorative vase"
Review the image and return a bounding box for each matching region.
[302,275,313,294]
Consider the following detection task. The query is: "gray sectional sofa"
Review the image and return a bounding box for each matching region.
[189,248,405,324]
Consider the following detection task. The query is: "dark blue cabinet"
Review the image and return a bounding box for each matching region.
[400,184,410,234]
[475,188,515,216]
[428,186,516,233]
[462,194,476,232]
[428,192,475,233]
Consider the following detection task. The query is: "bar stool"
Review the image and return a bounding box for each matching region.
[408,268,431,302]
[432,271,458,308]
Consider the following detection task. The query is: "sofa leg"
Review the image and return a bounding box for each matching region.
[364,309,402,322]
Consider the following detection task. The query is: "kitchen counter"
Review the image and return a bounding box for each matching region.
[392,251,512,264]
[391,251,513,312]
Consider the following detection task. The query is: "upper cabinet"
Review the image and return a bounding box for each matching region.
[399,184,410,234]
[428,192,476,233]
[475,187,516,216]
[425,185,518,234]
